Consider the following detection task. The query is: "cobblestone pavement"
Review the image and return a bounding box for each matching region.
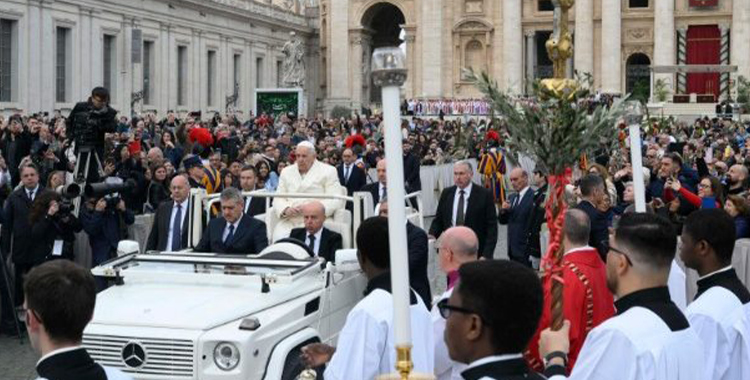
[0,220,508,379]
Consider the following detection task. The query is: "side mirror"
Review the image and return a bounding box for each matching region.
[117,240,140,257]
[334,249,361,272]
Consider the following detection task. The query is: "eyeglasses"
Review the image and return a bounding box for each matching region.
[698,183,711,189]
[436,299,481,320]
[603,240,633,266]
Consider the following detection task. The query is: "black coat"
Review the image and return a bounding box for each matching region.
[403,152,422,191]
[290,227,343,262]
[195,214,268,254]
[2,187,40,263]
[146,201,191,251]
[406,221,431,308]
[430,184,499,259]
[29,211,82,263]
[461,357,546,380]
[338,163,367,196]
[360,181,385,211]
[244,196,267,217]
[498,189,536,261]
[574,200,609,261]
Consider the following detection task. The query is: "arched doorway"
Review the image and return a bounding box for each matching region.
[361,2,406,105]
[626,53,651,103]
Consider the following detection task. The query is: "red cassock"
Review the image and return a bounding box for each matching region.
[525,247,616,372]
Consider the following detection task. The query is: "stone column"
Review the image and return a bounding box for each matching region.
[719,25,731,100]
[525,31,536,95]
[27,1,42,111]
[574,0,594,77]
[676,27,687,95]
[78,6,93,101]
[328,0,349,102]
[502,0,523,93]
[732,0,750,81]
[159,22,172,113]
[40,2,55,111]
[349,29,364,109]
[421,0,442,97]
[403,27,417,99]
[122,18,133,116]
[653,0,675,95]
[601,0,621,94]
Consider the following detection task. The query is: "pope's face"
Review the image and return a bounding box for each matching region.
[296,147,315,173]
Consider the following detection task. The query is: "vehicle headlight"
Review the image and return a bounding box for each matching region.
[213,342,240,371]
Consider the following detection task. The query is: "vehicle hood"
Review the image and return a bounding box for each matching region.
[91,281,315,330]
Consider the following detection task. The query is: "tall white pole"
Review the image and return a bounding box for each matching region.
[371,47,413,378]
[625,102,646,212]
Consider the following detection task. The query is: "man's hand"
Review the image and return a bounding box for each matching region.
[104,162,115,176]
[47,201,59,217]
[501,200,511,210]
[539,320,571,360]
[117,200,127,212]
[282,207,301,218]
[300,343,335,368]
[95,199,107,212]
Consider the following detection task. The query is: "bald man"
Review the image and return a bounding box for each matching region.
[432,226,480,380]
[498,168,535,266]
[274,142,345,241]
[360,159,388,211]
[289,201,343,262]
[147,175,191,251]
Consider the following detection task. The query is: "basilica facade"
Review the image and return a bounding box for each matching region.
[320,0,750,113]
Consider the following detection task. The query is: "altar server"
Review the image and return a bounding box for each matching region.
[539,212,703,380]
[681,209,750,380]
[300,217,433,379]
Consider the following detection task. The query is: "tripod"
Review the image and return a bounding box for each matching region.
[71,146,105,216]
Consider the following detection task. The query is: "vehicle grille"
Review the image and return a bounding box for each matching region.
[83,333,195,378]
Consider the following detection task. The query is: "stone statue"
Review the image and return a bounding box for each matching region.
[282,31,306,88]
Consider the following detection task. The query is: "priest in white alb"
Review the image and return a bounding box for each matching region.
[680,209,750,380]
[272,141,345,241]
[539,213,704,380]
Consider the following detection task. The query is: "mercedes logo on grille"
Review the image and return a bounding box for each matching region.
[121,342,147,369]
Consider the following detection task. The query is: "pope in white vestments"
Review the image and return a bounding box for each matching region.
[272,142,344,241]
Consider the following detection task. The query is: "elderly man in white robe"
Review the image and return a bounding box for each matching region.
[272,141,345,241]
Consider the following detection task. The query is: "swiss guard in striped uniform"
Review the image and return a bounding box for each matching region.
[478,131,507,205]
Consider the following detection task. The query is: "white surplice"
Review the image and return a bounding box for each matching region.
[548,288,704,380]
[685,268,750,380]
[431,288,465,380]
[324,288,434,380]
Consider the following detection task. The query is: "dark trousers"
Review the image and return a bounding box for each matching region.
[13,263,34,307]
[509,255,531,268]
[0,257,14,326]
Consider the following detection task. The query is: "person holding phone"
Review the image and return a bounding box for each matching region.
[666,176,723,210]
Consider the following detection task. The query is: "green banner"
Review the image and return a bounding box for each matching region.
[256,91,299,117]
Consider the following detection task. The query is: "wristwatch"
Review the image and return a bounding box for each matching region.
[544,350,569,368]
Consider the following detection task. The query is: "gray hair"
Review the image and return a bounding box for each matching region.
[220,187,244,205]
[296,141,316,155]
[563,209,591,246]
[454,160,474,174]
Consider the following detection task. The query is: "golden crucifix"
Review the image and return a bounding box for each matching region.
[541,0,578,100]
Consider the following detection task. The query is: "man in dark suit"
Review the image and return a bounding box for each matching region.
[338,148,366,196]
[498,168,535,266]
[147,175,191,251]
[360,159,387,211]
[1,164,41,311]
[195,187,268,254]
[239,165,266,217]
[430,161,498,259]
[403,140,421,209]
[380,200,431,307]
[574,174,609,261]
[441,260,545,380]
[289,201,343,262]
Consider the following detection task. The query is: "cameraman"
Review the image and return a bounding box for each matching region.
[28,190,82,263]
[66,87,118,182]
[79,196,134,289]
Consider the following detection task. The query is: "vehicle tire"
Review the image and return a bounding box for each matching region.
[280,348,306,380]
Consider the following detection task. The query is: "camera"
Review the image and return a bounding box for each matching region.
[71,106,116,151]
[85,177,136,211]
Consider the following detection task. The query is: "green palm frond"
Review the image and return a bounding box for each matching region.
[466,69,628,175]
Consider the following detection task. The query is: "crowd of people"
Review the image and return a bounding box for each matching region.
[2,85,750,380]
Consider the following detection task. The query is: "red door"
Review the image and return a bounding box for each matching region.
[686,25,721,100]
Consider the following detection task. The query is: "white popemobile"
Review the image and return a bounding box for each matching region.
[82,189,425,380]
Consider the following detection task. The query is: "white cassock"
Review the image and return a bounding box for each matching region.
[547,287,703,380]
[324,278,434,380]
[272,160,344,241]
[685,267,750,380]
[431,288,465,380]
[668,260,687,310]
